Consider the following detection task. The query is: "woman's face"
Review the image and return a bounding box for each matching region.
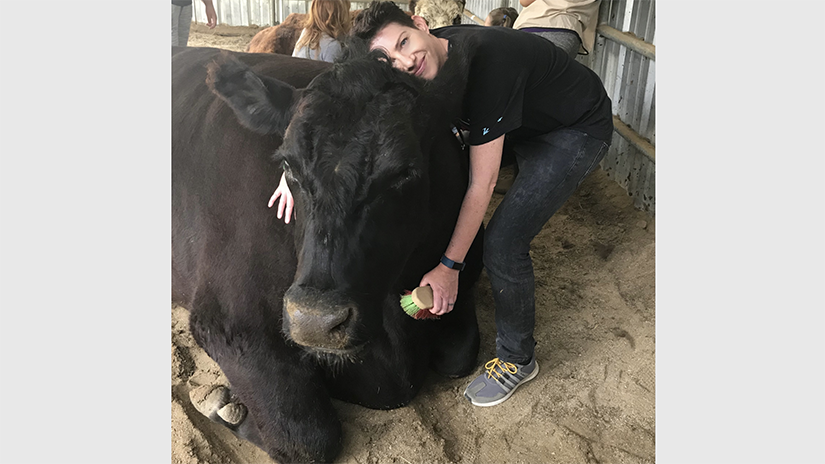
[369,15,448,80]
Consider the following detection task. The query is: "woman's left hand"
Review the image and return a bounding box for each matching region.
[268,172,294,224]
[419,264,460,315]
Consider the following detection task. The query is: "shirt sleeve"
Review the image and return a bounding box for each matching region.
[464,44,528,146]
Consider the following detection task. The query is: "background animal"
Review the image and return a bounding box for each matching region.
[245,12,306,54]
[172,44,482,463]
[246,9,417,55]
[414,0,465,28]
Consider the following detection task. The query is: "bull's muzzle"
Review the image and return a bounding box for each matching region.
[283,285,358,351]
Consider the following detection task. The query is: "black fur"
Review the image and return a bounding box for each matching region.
[206,54,300,136]
[172,45,479,463]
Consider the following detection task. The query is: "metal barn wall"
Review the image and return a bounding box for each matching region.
[583,0,655,215]
[461,0,508,24]
[193,0,655,215]
[192,0,409,25]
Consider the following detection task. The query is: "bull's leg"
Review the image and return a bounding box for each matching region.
[190,307,342,463]
[429,226,484,378]
[428,287,481,378]
[217,348,342,463]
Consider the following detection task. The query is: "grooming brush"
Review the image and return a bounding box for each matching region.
[399,286,439,320]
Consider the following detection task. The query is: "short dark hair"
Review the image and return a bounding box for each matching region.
[352,1,416,42]
[487,7,518,28]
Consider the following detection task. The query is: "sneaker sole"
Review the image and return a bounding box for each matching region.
[465,361,540,407]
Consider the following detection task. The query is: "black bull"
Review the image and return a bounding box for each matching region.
[172,46,484,463]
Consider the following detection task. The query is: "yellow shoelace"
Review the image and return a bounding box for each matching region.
[484,358,518,381]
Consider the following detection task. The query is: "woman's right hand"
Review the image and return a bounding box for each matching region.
[268,172,295,224]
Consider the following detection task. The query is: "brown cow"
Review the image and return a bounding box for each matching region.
[246,9,413,56]
[245,13,307,54]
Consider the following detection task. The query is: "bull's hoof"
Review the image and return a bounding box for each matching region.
[189,384,229,417]
[217,402,247,425]
[188,384,247,427]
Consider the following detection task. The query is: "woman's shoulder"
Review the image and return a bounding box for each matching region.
[318,34,343,62]
[318,32,337,44]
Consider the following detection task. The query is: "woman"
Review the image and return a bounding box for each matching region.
[348,2,612,407]
[484,7,519,27]
[292,0,352,63]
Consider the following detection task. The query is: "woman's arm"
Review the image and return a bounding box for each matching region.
[201,0,217,28]
[419,135,504,315]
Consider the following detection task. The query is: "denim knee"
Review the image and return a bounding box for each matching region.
[483,225,532,282]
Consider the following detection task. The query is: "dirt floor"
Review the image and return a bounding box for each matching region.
[173,26,656,464]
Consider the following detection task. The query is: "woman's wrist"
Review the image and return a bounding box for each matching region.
[440,254,465,271]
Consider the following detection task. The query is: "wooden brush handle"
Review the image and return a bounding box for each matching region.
[410,286,434,310]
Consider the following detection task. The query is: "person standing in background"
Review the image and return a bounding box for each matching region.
[513,0,600,59]
[484,7,519,27]
[172,0,217,47]
[292,0,352,63]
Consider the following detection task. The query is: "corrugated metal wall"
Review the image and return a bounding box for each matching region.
[193,0,655,215]
[583,0,655,214]
[192,0,409,25]
[461,0,507,23]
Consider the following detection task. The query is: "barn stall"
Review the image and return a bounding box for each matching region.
[190,0,656,214]
[174,1,656,462]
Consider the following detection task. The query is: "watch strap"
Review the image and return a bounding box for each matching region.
[440,254,466,271]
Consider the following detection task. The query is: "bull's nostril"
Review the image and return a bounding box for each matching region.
[327,306,353,334]
[283,288,360,350]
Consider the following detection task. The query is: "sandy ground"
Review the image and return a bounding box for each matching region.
[173,26,655,464]
[187,23,263,52]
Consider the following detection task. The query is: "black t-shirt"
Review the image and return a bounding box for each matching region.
[431,25,613,145]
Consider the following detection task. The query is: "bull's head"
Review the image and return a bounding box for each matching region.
[207,45,468,356]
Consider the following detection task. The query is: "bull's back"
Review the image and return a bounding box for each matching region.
[171,48,329,311]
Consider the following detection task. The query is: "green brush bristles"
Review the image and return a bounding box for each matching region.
[399,286,438,320]
[400,293,422,317]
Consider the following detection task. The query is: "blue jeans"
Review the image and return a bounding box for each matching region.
[485,128,610,364]
[532,29,581,60]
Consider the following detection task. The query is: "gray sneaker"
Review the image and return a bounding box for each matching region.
[463,357,539,407]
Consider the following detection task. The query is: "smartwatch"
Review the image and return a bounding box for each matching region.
[440,254,466,271]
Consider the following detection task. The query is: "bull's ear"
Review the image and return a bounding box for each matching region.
[206,52,298,136]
